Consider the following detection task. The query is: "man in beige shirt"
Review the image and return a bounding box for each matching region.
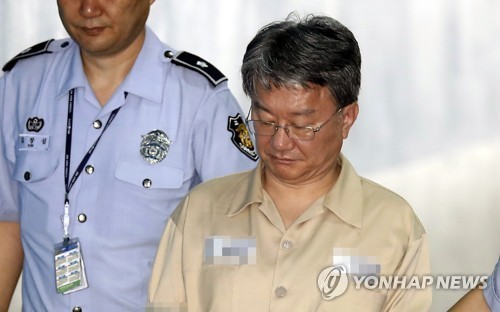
[149,14,431,311]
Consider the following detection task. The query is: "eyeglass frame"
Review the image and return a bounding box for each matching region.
[244,106,343,141]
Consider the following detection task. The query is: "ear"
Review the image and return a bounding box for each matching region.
[341,102,359,139]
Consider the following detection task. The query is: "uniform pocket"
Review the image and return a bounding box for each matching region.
[114,160,184,189]
[13,151,59,183]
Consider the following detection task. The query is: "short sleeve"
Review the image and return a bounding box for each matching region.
[0,75,20,222]
[484,259,500,311]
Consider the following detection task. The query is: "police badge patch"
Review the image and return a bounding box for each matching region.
[227,114,258,161]
[140,130,172,164]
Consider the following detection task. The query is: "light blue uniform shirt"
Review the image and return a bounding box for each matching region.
[484,259,500,311]
[0,27,257,311]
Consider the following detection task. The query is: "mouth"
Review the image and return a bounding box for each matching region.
[270,155,296,164]
[80,26,106,35]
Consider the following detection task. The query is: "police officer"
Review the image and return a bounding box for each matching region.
[0,0,257,311]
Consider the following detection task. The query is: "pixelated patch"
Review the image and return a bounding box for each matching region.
[204,236,257,265]
[3,39,54,72]
[227,114,258,161]
[332,247,380,275]
[171,51,227,86]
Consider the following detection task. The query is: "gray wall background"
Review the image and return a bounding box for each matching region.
[1,1,499,311]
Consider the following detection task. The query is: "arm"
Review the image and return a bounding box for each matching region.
[192,88,257,182]
[148,198,188,310]
[0,76,23,312]
[448,286,490,312]
[449,258,500,312]
[384,215,432,311]
[0,221,23,312]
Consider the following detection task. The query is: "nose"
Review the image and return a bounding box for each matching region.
[270,127,294,151]
[80,0,102,18]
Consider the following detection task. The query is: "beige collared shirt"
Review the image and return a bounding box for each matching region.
[148,155,431,311]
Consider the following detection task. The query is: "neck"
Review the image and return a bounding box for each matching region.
[81,31,145,106]
[263,161,341,228]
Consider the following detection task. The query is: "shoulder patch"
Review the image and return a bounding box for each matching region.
[171,51,228,86]
[2,39,54,72]
[227,113,259,161]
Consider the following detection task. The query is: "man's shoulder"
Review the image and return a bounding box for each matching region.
[165,50,228,88]
[191,170,252,197]
[359,176,426,233]
[359,177,411,208]
[2,38,74,72]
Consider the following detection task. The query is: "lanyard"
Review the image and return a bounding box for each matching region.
[62,88,122,241]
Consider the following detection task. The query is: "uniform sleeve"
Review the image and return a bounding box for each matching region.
[192,86,257,182]
[383,214,432,312]
[0,75,20,222]
[484,259,500,311]
[148,197,188,310]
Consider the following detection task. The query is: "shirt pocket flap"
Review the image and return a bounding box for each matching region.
[13,151,59,183]
[115,161,184,189]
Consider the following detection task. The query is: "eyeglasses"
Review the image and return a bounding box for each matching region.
[245,107,343,141]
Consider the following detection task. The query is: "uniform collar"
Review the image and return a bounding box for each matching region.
[121,27,166,104]
[57,27,166,104]
[225,154,363,229]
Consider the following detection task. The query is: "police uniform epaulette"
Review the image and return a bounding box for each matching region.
[170,51,228,86]
[2,39,55,72]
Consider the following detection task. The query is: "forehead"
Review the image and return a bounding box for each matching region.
[252,85,336,114]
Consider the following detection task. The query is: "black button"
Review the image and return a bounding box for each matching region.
[78,214,87,223]
[24,171,31,181]
[61,41,69,48]
[164,50,174,58]
[72,307,82,312]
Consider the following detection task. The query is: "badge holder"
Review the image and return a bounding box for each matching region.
[54,237,88,294]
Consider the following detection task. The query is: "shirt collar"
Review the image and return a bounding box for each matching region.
[57,27,167,104]
[225,154,364,229]
[225,161,265,217]
[323,154,363,228]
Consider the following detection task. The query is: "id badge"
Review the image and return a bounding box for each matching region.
[54,238,88,294]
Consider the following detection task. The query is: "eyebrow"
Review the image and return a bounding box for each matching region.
[251,100,317,117]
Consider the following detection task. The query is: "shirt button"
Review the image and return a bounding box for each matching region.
[275,286,287,297]
[142,179,152,188]
[93,120,102,129]
[164,50,174,58]
[78,213,87,223]
[24,171,31,181]
[72,307,82,312]
[282,240,293,250]
[85,165,94,174]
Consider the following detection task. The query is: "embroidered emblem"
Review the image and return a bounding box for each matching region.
[140,130,172,164]
[227,114,258,161]
[196,60,209,68]
[26,117,45,132]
